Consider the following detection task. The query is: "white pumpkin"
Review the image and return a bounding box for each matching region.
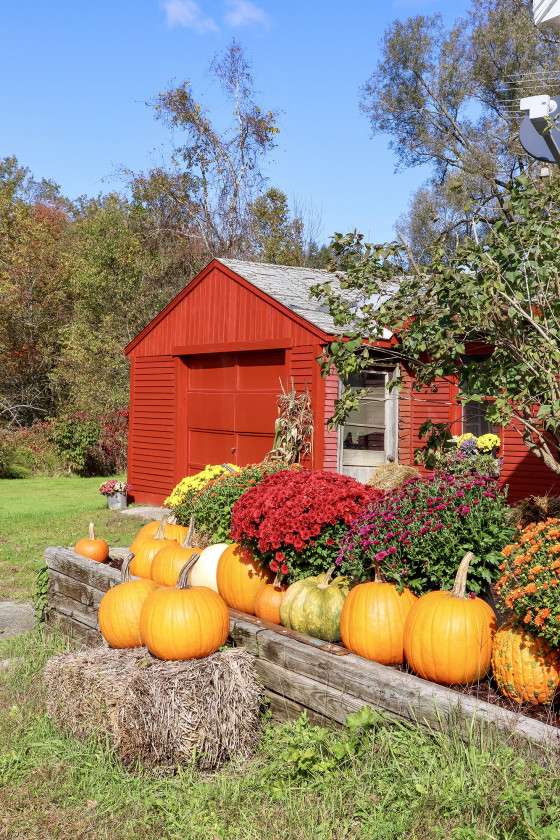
[189,543,229,593]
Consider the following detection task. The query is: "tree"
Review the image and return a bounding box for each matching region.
[0,158,70,426]
[55,194,168,414]
[245,188,327,266]
[362,0,560,261]
[149,40,280,259]
[314,176,560,477]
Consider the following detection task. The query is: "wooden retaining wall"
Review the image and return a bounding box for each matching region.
[45,546,560,747]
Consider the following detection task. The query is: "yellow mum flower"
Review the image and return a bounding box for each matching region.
[477,433,501,453]
[165,463,239,506]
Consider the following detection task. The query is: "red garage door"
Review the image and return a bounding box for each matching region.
[185,350,285,473]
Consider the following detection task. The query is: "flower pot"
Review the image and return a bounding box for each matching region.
[107,491,128,510]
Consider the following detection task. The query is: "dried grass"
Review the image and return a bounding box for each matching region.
[367,463,421,492]
[44,646,263,771]
[508,495,560,530]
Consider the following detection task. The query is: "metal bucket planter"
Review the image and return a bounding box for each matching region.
[107,492,128,510]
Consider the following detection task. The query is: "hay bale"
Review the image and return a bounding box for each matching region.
[367,463,421,492]
[45,646,263,771]
[508,496,560,530]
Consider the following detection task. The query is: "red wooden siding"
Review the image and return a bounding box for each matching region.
[323,368,339,471]
[128,357,177,504]
[398,366,560,502]
[127,264,326,359]
[288,344,321,469]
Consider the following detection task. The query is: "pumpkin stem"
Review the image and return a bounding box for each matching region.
[273,569,283,588]
[373,562,385,584]
[121,553,134,583]
[176,553,201,590]
[450,552,475,599]
[182,516,196,548]
[168,514,177,525]
[88,522,95,541]
[155,514,168,540]
[221,463,237,473]
[318,566,335,589]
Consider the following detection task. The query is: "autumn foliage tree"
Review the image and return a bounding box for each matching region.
[0,158,70,426]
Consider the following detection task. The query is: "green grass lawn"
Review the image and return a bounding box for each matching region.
[0,477,147,600]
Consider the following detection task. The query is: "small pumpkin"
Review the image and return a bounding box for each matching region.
[491,620,560,705]
[98,553,159,648]
[129,518,179,580]
[403,552,497,686]
[340,565,417,665]
[189,542,229,594]
[130,514,187,554]
[150,521,203,587]
[279,567,352,642]
[216,543,273,615]
[255,571,287,624]
[139,556,230,660]
[75,522,109,564]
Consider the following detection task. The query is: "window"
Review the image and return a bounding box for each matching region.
[342,370,387,453]
[460,354,498,437]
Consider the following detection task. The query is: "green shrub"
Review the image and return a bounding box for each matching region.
[0,424,65,478]
[179,462,296,543]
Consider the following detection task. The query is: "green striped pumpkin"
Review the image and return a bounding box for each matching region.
[279,568,352,642]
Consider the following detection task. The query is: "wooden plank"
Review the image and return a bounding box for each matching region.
[45,547,121,591]
[46,611,102,646]
[229,614,560,748]
[49,570,109,611]
[254,657,365,725]
[228,608,350,655]
[265,689,338,728]
[47,589,100,631]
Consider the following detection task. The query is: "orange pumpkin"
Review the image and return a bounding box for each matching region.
[491,620,560,705]
[75,522,109,564]
[151,543,203,587]
[255,572,287,624]
[403,552,497,686]
[139,556,230,660]
[129,518,179,580]
[130,514,188,554]
[216,543,273,615]
[98,553,159,648]
[340,565,417,665]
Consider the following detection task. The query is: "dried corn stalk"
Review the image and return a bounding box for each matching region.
[265,379,313,465]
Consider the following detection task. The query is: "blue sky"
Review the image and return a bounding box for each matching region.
[1,0,468,245]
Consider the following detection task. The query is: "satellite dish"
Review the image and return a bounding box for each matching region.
[519,95,560,162]
[533,0,560,31]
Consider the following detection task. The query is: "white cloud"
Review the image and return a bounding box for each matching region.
[164,0,218,33]
[223,0,270,28]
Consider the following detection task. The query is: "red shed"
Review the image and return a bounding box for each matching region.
[125,258,560,505]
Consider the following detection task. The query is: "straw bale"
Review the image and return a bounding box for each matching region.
[508,495,560,530]
[45,646,263,771]
[367,463,420,492]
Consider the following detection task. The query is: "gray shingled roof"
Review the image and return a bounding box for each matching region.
[216,258,347,334]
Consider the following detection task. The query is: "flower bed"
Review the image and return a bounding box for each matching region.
[337,474,512,595]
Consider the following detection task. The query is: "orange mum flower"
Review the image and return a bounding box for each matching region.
[524,611,533,623]
[524,583,538,594]
[501,545,514,557]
